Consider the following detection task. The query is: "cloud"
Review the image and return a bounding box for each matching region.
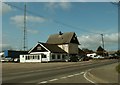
[45,0,71,11]
[3,0,119,2]
[0,44,12,51]
[27,29,39,34]
[104,33,118,44]
[11,15,46,26]
[10,15,43,34]
[2,3,12,14]
[78,33,118,51]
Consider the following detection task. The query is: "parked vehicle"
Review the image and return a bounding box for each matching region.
[14,58,20,63]
[79,55,90,61]
[109,54,120,59]
[0,58,12,62]
[95,55,104,59]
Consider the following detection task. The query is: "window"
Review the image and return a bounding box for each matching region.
[26,56,30,60]
[57,55,61,59]
[33,56,34,59]
[28,56,30,60]
[44,55,47,58]
[73,37,76,40]
[35,55,37,59]
[37,46,41,50]
[42,54,47,58]
[25,56,27,60]
[38,55,40,60]
[62,55,66,59]
[52,54,55,59]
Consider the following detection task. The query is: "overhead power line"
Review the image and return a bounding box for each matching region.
[3,2,28,51]
[4,2,48,20]
[3,2,101,35]
[53,20,100,34]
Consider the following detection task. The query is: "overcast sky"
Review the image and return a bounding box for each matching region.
[1,0,119,51]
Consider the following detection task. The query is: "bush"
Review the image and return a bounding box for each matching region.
[116,63,120,73]
[69,56,79,62]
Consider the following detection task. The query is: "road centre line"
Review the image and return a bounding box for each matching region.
[80,72,85,74]
[49,78,58,82]
[74,73,81,76]
[39,71,85,84]
[60,76,68,79]
[40,81,48,84]
[67,75,74,78]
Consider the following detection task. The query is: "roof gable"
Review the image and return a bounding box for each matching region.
[46,32,80,45]
[70,33,80,44]
[96,46,105,52]
[28,43,49,53]
[29,42,67,53]
[41,43,67,53]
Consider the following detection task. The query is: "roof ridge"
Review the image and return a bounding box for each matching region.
[50,32,75,35]
[46,32,79,44]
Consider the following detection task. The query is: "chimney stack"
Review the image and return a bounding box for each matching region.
[59,31,63,35]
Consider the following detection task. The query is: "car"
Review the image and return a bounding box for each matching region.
[0,58,11,62]
[14,58,20,62]
[95,55,104,59]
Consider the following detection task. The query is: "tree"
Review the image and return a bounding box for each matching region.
[115,50,120,56]
[82,48,94,54]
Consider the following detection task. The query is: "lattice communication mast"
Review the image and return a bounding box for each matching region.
[23,3,28,51]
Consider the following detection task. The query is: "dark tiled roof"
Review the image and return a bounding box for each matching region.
[41,43,67,53]
[46,32,79,44]
[96,46,105,51]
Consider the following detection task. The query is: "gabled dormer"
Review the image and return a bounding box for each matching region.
[70,33,80,45]
[28,42,67,54]
[28,43,49,53]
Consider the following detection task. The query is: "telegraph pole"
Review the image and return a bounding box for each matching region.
[101,34,104,56]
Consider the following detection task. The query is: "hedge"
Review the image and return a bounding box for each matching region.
[116,63,120,73]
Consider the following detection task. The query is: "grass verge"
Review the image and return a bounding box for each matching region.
[116,63,120,73]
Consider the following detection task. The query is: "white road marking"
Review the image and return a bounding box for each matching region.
[8,61,95,75]
[49,78,58,82]
[40,81,48,84]
[60,76,67,79]
[80,72,85,74]
[88,69,92,71]
[74,73,81,76]
[83,69,95,84]
[38,71,93,84]
[67,75,74,78]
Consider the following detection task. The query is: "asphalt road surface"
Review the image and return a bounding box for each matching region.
[2,59,119,85]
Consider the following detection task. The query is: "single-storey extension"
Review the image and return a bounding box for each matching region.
[20,42,67,63]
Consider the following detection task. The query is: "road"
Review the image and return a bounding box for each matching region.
[2,59,119,85]
[87,62,119,83]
